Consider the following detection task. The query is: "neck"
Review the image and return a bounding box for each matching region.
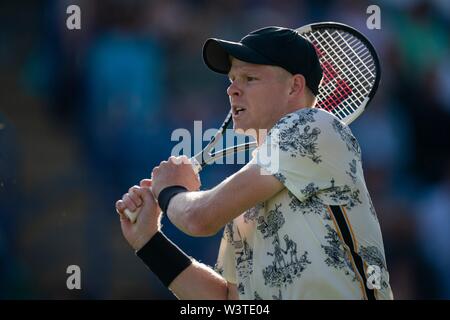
[256,130,268,147]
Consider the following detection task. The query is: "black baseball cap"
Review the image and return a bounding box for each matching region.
[202,26,323,96]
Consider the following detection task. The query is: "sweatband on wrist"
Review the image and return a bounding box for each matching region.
[157,185,188,213]
[136,231,193,287]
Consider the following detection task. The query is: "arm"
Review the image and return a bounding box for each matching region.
[169,262,239,300]
[115,180,239,300]
[152,158,284,237]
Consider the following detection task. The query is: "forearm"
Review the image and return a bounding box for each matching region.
[166,190,214,236]
[169,260,229,299]
[165,163,284,237]
[136,231,232,299]
[136,232,237,300]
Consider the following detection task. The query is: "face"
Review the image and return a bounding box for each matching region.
[227,58,292,136]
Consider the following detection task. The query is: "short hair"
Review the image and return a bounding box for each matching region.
[304,86,317,107]
[271,66,318,107]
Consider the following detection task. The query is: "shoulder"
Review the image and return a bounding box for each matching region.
[267,107,361,160]
[271,108,340,132]
[269,108,351,142]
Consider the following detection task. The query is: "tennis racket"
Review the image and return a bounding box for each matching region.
[125,22,381,223]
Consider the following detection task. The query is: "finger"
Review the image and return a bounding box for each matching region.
[180,155,191,165]
[128,185,139,194]
[134,187,157,204]
[140,179,152,188]
[173,156,186,165]
[116,199,125,214]
[116,200,128,220]
[122,193,137,212]
[128,186,143,207]
[169,156,179,165]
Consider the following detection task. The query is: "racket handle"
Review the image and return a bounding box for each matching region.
[124,208,140,224]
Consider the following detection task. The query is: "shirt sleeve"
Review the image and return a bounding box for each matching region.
[252,108,362,205]
[215,222,237,284]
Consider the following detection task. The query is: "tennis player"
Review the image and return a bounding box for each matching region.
[115,26,393,300]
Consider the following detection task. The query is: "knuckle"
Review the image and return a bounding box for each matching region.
[142,188,152,198]
[182,157,191,164]
[129,192,138,201]
[129,185,139,193]
[123,194,134,206]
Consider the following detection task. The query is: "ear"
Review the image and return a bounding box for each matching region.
[288,74,306,98]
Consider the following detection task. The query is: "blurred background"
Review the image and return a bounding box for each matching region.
[1,0,449,299]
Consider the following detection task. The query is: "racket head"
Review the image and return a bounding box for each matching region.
[296,22,381,125]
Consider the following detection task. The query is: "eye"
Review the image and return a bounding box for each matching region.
[246,76,257,82]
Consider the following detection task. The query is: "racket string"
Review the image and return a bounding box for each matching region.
[328,30,376,90]
[337,31,376,79]
[308,31,365,116]
[306,30,375,121]
[317,30,375,84]
[319,30,373,93]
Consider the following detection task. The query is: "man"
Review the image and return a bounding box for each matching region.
[115,26,393,300]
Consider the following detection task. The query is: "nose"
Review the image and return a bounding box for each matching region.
[227,81,242,98]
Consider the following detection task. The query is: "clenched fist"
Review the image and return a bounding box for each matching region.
[151,156,201,199]
[115,179,162,251]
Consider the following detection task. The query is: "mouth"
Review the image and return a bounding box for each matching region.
[232,105,246,117]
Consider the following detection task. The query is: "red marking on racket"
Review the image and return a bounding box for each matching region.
[321,61,339,86]
[312,43,324,58]
[318,79,352,111]
[311,43,339,86]
[312,41,352,111]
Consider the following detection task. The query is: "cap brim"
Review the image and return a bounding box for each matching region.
[202,38,273,74]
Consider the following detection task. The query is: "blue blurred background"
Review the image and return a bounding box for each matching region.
[1,0,449,299]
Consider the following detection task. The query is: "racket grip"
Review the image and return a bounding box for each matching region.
[124,208,140,224]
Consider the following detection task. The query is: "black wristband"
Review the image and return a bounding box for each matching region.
[136,231,193,287]
[157,185,188,213]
